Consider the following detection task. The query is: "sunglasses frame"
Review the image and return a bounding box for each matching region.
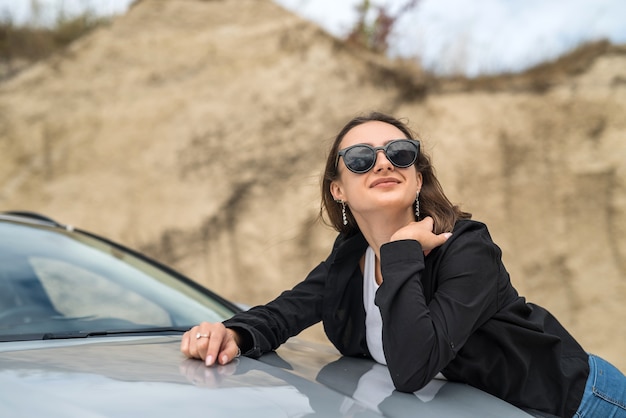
[336,139,420,174]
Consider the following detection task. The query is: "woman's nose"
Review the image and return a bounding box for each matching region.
[373,150,393,171]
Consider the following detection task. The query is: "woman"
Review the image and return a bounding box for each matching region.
[181,112,626,417]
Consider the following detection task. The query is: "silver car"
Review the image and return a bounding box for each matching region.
[0,211,541,417]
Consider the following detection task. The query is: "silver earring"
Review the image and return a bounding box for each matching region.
[341,201,348,226]
[415,192,420,220]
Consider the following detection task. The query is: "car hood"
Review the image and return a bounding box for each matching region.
[0,336,531,417]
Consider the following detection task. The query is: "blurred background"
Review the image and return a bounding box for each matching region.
[1,0,625,370]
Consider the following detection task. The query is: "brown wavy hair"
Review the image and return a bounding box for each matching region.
[320,112,471,235]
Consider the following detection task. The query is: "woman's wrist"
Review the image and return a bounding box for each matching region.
[226,328,241,347]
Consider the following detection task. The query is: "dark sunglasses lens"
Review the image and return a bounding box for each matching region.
[344,146,375,173]
[387,141,418,167]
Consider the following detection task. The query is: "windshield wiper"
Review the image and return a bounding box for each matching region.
[41,326,191,340]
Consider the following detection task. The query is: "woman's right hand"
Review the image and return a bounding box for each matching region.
[390,216,452,255]
[180,322,241,366]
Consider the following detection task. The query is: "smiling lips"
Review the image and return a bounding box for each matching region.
[370,177,401,188]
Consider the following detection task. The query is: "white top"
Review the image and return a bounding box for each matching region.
[363,246,387,365]
[362,246,447,380]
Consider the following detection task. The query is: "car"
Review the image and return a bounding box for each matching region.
[0,211,543,417]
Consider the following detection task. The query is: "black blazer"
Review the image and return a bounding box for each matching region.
[223,219,588,417]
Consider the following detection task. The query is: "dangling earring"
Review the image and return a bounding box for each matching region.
[415,192,420,220]
[341,201,348,226]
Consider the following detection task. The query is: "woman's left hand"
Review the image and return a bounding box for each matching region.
[389,216,452,255]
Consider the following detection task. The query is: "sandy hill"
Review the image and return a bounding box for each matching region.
[1,0,625,369]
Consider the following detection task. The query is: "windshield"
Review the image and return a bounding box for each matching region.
[0,220,238,340]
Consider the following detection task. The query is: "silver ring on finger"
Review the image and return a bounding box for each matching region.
[196,332,210,340]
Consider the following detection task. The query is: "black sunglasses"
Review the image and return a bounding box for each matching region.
[336,139,420,174]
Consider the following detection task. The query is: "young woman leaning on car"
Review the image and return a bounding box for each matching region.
[181,112,626,417]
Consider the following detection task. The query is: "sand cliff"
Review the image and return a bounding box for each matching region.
[1,0,625,369]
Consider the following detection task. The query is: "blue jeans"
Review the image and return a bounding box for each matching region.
[574,354,626,417]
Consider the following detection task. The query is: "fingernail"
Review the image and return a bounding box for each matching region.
[205,355,213,366]
[221,354,228,364]
[443,233,452,239]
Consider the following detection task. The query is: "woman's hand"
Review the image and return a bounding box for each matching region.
[390,216,452,255]
[180,322,241,366]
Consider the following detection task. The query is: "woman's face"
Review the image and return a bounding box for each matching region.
[330,121,422,221]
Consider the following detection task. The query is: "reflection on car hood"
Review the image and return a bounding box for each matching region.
[0,336,532,417]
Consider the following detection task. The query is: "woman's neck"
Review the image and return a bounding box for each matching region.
[355,210,414,258]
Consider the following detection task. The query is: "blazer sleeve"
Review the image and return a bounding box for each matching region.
[222,260,329,358]
[375,222,502,392]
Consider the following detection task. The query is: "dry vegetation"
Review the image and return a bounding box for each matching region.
[0,12,108,80]
[1,2,617,94]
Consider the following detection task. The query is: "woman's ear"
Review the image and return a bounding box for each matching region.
[330,181,344,202]
[416,172,423,193]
